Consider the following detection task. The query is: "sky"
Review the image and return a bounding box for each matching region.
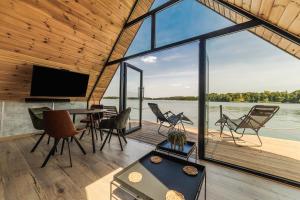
[104,0,300,98]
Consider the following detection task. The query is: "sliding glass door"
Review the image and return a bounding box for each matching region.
[121,62,143,133]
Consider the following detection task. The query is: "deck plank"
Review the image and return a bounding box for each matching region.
[0,129,299,200]
[128,120,300,183]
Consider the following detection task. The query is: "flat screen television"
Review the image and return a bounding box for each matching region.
[30,65,89,97]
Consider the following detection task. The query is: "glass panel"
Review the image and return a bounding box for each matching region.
[205,28,300,183]
[100,67,120,110]
[150,0,169,10]
[126,67,142,130]
[126,17,151,57]
[156,0,236,47]
[127,42,199,146]
[128,0,155,22]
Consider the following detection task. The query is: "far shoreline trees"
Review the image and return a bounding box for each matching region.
[103,90,300,103]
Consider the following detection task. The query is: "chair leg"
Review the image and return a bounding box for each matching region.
[100,130,111,151]
[256,131,263,147]
[60,139,65,155]
[41,139,60,168]
[100,130,103,141]
[121,129,127,143]
[95,130,98,140]
[79,129,86,140]
[108,131,113,143]
[229,130,239,146]
[47,135,51,144]
[31,132,46,152]
[72,136,86,155]
[158,122,168,137]
[117,132,123,151]
[67,138,72,167]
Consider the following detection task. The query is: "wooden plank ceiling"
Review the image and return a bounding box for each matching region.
[0,0,148,101]
[0,0,299,102]
[198,0,300,58]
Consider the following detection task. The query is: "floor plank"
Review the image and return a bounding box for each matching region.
[0,131,299,200]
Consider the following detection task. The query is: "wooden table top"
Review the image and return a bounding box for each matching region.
[65,108,106,115]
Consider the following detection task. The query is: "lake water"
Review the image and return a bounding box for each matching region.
[101,99,300,141]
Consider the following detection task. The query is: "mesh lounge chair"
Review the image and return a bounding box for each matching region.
[148,103,193,136]
[216,105,279,146]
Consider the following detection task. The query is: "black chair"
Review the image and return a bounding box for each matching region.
[79,104,103,141]
[100,108,131,151]
[148,103,193,136]
[102,105,118,119]
[216,105,280,146]
[28,107,52,152]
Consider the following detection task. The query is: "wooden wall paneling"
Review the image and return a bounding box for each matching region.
[0,0,139,101]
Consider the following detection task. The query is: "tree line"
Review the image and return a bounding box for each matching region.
[103,90,300,103]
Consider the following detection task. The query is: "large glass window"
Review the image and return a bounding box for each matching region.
[126,17,151,57]
[155,0,236,47]
[100,67,120,109]
[205,28,300,183]
[127,43,199,144]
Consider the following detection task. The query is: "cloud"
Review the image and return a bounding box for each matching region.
[141,56,157,63]
[161,54,187,62]
[169,83,182,87]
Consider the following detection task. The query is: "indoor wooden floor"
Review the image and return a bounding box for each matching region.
[0,131,300,200]
[128,121,300,183]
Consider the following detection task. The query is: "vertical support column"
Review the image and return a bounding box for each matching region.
[151,14,156,50]
[198,39,206,159]
[119,62,127,112]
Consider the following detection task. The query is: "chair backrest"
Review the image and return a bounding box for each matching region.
[114,108,131,129]
[148,103,167,122]
[241,105,280,130]
[43,110,76,139]
[90,104,103,120]
[103,105,118,118]
[28,107,51,130]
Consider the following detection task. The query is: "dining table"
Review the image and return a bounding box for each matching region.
[66,108,106,153]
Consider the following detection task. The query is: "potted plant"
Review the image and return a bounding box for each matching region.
[167,130,186,151]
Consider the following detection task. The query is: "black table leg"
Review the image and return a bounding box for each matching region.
[90,114,96,153]
[205,168,207,200]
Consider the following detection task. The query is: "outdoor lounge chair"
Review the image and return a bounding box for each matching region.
[148,103,193,136]
[216,105,279,146]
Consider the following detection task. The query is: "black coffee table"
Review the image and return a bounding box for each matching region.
[111,151,206,200]
[156,140,197,162]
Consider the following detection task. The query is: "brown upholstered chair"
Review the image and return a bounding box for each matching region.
[100,108,131,151]
[41,110,86,168]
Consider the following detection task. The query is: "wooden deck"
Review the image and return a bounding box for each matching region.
[0,131,300,199]
[128,121,300,183]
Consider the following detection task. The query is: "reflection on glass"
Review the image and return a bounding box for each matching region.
[128,172,143,183]
[205,29,300,183]
[126,67,141,130]
[156,0,234,47]
[125,17,151,57]
[150,0,169,10]
[100,67,120,109]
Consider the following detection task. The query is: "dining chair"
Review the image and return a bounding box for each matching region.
[28,107,52,152]
[100,108,131,151]
[79,104,103,141]
[41,110,86,168]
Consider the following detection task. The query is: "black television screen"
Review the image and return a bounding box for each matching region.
[30,65,89,97]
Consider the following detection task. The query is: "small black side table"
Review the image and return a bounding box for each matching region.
[155,140,198,163]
